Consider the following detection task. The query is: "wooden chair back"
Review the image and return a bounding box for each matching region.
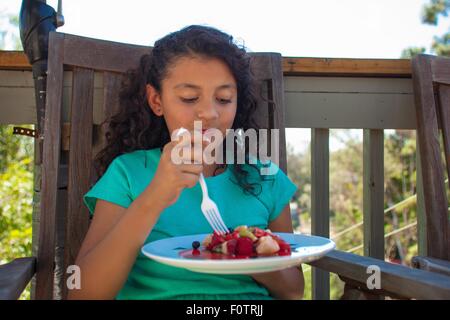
[412,54,450,261]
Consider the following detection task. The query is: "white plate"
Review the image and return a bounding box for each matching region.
[141,233,335,274]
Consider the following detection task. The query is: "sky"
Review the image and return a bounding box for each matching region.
[1,0,449,153]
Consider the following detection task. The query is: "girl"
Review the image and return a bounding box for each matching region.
[68,25,304,300]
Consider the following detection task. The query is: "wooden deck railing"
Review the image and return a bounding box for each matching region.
[1,51,449,300]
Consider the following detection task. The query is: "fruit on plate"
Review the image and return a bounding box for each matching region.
[197,226,292,258]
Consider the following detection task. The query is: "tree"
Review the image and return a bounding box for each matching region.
[423,0,450,56]
[0,8,32,300]
[0,7,22,50]
[401,0,449,57]
[400,47,426,59]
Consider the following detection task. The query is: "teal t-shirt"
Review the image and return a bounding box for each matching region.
[84,148,298,300]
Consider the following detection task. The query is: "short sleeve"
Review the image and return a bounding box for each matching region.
[267,163,298,222]
[83,157,133,216]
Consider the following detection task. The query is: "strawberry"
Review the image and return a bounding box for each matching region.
[224,232,239,241]
[235,237,254,256]
[207,232,225,250]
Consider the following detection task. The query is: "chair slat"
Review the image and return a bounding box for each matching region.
[103,72,122,121]
[268,54,288,173]
[90,71,123,163]
[415,142,428,256]
[36,32,65,300]
[62,67,94,299]
[437,85,450,186]
[250,53,288,172]
[250,54,271,131]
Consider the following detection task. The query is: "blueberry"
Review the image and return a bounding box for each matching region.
[192,241,200,249]
[228,227,234,233]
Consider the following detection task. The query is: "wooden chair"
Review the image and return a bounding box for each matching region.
[410,54,450,274]
[0,32,287,300]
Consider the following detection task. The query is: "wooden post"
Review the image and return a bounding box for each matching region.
[363,129,385,260]
[311,128,330,300]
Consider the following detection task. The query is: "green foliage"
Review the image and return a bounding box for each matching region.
[422,0,449,25]
[400,0,449,57]
[432,32,450,56]
[400,47,427,58]
[0,125,34,300]
[421,0,449,56]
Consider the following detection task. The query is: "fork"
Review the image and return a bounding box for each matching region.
[172,127,228,235]
[198,173,229,235]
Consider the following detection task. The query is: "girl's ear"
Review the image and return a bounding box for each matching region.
[146,84,163,116]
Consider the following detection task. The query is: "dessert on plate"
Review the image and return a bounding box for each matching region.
[190,226,292,259]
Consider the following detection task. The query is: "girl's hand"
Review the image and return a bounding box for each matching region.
[144,130,209,211]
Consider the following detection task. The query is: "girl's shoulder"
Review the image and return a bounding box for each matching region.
[111,147,161,171]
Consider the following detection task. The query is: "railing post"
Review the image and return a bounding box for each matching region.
[363,129,385,260]
[311,128,330,300]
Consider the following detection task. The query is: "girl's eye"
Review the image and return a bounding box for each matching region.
[181,97,198,104]
[218,98,232,105]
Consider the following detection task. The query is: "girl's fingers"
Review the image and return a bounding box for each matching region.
[179,163,204,175]
[179,171,202,188]
[170,133,211,164]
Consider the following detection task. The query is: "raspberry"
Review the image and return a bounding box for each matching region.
[225,239,238,255]
[277,240,292,255]
[236,237,254,256]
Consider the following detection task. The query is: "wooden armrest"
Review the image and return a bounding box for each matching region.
[307,250,450,299]
[412,256,450,277]
[0,257,36,300]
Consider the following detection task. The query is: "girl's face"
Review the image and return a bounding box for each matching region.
[146,56,237,139]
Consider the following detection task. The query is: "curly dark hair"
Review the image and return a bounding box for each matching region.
[95,25,272,196]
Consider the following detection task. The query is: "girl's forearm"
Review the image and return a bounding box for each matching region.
[251,266,304,300]
[67,191,163,300]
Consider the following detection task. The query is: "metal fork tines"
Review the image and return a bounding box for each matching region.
[199,173,228,235]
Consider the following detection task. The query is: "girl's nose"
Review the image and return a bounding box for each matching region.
[196,102,219,120]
